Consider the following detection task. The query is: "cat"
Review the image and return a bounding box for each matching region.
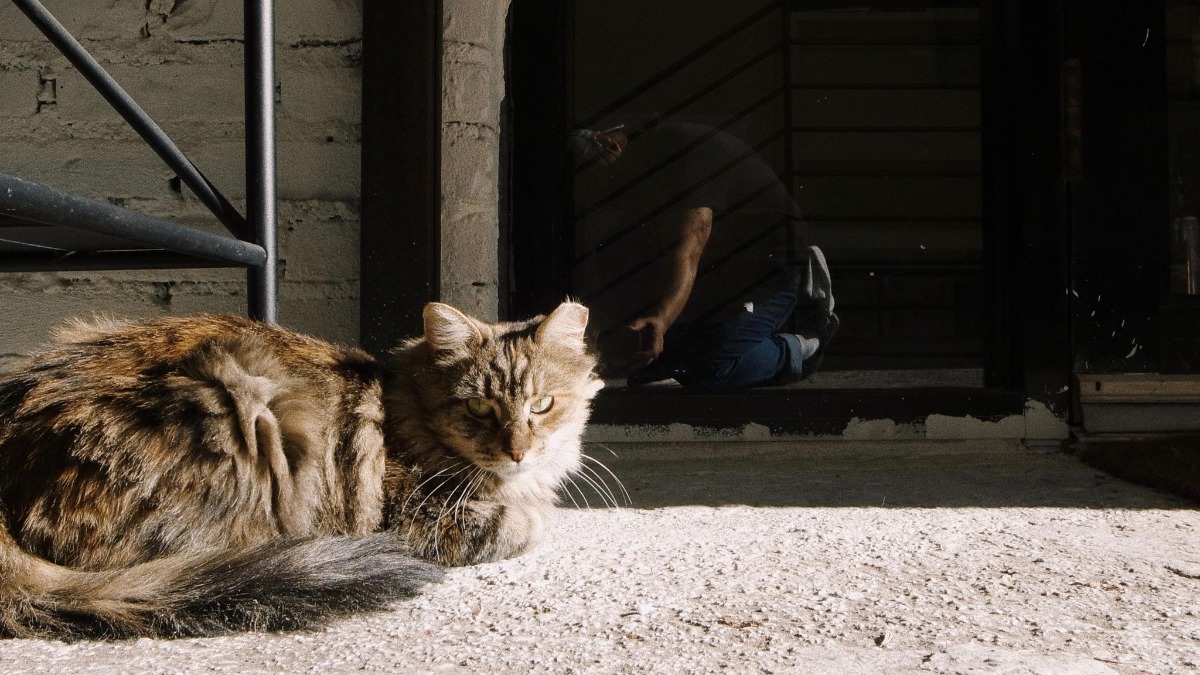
[0,301,603,640]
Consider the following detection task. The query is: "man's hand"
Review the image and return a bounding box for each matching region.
[627,315,668,368]
[625,207,712,371]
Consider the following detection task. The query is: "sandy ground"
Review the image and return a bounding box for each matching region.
[1,439,1198,674]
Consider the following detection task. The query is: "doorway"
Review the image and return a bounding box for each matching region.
[507,0,1069,431]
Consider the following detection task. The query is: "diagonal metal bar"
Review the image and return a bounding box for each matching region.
[575,1,779,129]
[11,0,250,241]
[0,251,251,272]
[581,181,778,305]
[573,43,783,176]
[576,86,783,216]
[573,131,784,267]
[0,173,266,267]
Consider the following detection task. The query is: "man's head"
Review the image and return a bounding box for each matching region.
[569,127,628,168]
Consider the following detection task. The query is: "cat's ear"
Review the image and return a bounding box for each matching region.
[424,302,484,354]
[536,301,589,351]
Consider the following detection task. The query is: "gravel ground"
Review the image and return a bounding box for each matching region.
[2,439,1197,674]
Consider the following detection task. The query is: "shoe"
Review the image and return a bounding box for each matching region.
[797,311,839,380]
[804,245,835,315]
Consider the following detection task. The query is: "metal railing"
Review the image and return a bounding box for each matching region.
[1,0,278,322]
[571,1,986,345]
[571,1,792,329]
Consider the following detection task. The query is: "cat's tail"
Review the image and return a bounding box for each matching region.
[0,532,443,640]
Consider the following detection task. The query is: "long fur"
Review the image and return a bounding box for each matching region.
[1,532,441,640]
[0,302,601,640]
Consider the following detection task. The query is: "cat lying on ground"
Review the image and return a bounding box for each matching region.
[0,301,603,639]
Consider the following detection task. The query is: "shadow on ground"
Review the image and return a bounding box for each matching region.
[570,439,1199,510]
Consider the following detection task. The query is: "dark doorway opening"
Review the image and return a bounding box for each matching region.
[508,0,1070,431]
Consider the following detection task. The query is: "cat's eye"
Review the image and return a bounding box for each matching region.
[529,396,554,414]
[466,397,494,418]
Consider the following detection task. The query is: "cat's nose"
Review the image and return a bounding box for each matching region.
[503,427,531,463]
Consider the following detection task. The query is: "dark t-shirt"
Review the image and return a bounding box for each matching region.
[576,119,810,326]
[608,122,808,317]
[632,121,804,226]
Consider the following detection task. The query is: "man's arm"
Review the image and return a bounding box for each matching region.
[628,206,713,367]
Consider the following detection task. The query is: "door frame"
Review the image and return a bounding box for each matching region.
[360,0,444,355]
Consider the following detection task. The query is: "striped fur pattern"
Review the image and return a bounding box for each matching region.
[0,302,600,639]
[383,302,603,565]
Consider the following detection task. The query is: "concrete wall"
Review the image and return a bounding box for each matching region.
[0,0,511,366]
[0,0,366,364]
[440,0,508,322]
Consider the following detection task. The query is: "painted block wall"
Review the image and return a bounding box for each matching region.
[0,0,366,366]
[440,0,508,321]
[0,0,511,369]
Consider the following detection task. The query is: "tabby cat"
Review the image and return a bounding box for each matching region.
[0,301,603,640]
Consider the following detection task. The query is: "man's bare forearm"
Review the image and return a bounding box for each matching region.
[627,207,713,367]
[654,207,712,328]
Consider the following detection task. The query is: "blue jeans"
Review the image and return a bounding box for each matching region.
[630,247,833,392]
[663,273,805,391]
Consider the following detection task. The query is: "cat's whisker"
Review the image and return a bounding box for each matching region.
[435,465,488,560]
[447,471,470,523]
[580,454,631,506]
[573,466,619,506]
[572,465,619,508]
[578,465,622,509]
[401,462,466,515]
[562,473,593,510]
[566,479,593,511]
[556,478,583,509]
[564,451,619,504]
[432,469,476,557]
[545,459,584,509]
[428,521,443,563]
[542,456,590,510]
[451,468,484,525]
[428,483,460,561]
[583,440,621,458]
[407,462,473,518]
[405,466,460,542]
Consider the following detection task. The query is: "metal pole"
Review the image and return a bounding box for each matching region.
[0,173,266,267]
[245,0,278,323]
[10,0,249,240]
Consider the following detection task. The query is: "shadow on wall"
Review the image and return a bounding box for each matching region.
[567,441,1199,510]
